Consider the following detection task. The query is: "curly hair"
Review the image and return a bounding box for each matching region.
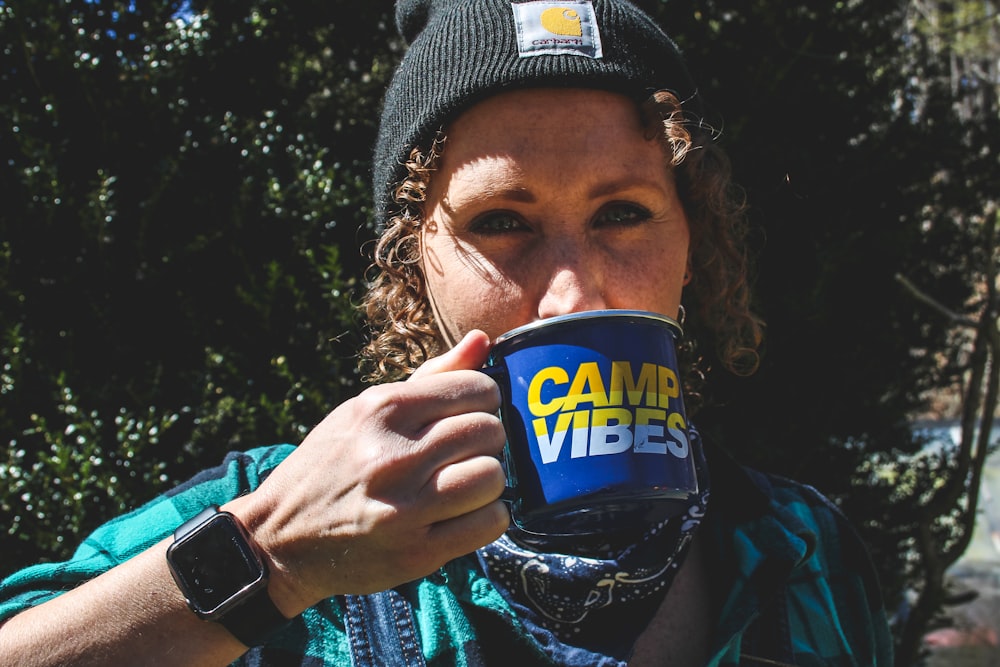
[361,91,763,401]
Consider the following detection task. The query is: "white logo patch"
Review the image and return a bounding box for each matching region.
[511,1,603,59]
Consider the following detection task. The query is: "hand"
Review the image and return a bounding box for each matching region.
[229,330,508,614]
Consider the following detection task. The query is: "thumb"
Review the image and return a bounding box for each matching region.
[409,329,492,380]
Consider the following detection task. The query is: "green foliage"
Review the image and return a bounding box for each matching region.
[2,380,174,559]
[0,0,396,573]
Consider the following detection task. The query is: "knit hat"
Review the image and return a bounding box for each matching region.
[372,0,700,228]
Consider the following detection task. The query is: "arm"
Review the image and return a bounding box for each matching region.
[0,539,248,667]
[0,331,508,666]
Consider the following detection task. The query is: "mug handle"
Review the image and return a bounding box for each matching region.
[479,365,518,504]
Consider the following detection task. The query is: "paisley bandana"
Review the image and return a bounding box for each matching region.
[478,427,710,659]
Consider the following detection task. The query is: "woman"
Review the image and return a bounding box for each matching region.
[0,1,893,665]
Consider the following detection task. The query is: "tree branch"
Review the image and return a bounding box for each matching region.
[894,272,980,327]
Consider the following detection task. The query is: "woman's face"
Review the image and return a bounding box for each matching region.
[421,88,690,346]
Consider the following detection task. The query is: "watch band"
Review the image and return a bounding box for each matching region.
[217,583,292,647]
[208,510,292,647]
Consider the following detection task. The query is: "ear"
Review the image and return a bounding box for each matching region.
[683,259,693,286]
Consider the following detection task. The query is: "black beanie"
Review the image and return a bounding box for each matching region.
[371,0,699,228]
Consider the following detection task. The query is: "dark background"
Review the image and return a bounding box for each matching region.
[2,1,997,663]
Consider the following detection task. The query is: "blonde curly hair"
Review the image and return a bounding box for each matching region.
[361,90,762,402]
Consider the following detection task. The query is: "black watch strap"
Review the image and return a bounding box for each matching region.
[219,587,292,647]
[205,510,293,647]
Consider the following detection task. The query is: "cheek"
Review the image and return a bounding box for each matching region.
[605,243,688,312]
[434,278,527,341]
[422,238,528,338]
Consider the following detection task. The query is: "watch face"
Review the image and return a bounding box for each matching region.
[169,513,265,616]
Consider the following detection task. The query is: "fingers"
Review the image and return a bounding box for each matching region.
[365,328,499,432]
[360,500,510,594]
[425,500,510,558]
[355,369,500,440]
[416,407,505,462]
[364,403,506,510]
[409,329,491,380]
[419,449,507,519]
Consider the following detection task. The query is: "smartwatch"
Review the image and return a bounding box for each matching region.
[166,505,291,646]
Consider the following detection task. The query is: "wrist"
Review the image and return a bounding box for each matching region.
[166,503,294,646]
[221,492,317,619]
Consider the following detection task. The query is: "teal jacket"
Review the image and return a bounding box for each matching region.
[0,443,893,666]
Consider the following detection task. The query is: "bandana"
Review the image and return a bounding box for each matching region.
[478,426,711,660]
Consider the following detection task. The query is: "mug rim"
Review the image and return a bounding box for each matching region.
[493,309,682,346]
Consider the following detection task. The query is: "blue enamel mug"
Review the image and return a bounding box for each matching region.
[483,309,699,536]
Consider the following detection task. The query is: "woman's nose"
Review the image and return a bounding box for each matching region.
[536,246,607,319]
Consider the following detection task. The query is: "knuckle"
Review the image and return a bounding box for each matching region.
[353,383,407,420]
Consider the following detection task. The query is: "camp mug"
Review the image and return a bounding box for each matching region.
[482,309,699,535]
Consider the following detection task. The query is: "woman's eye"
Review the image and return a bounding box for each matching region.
[593,203,652,228]
[469,211,529,235]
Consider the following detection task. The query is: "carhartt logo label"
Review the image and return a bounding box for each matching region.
[540,7,582,36]
[511,1,603,59]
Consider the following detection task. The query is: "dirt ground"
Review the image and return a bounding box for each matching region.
[923,444,1000,666]
[924,563,1000,667]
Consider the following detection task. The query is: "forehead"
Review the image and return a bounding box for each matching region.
[433,88,668,191]
[444,87,650,153]
[428,89,672,214]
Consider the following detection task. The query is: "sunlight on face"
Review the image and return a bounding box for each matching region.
[421,88,690,346]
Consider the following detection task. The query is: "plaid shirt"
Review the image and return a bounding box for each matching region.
[0,442,893,666]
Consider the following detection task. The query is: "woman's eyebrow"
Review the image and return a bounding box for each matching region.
[442,178,537,211]
[587,176,668,200]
